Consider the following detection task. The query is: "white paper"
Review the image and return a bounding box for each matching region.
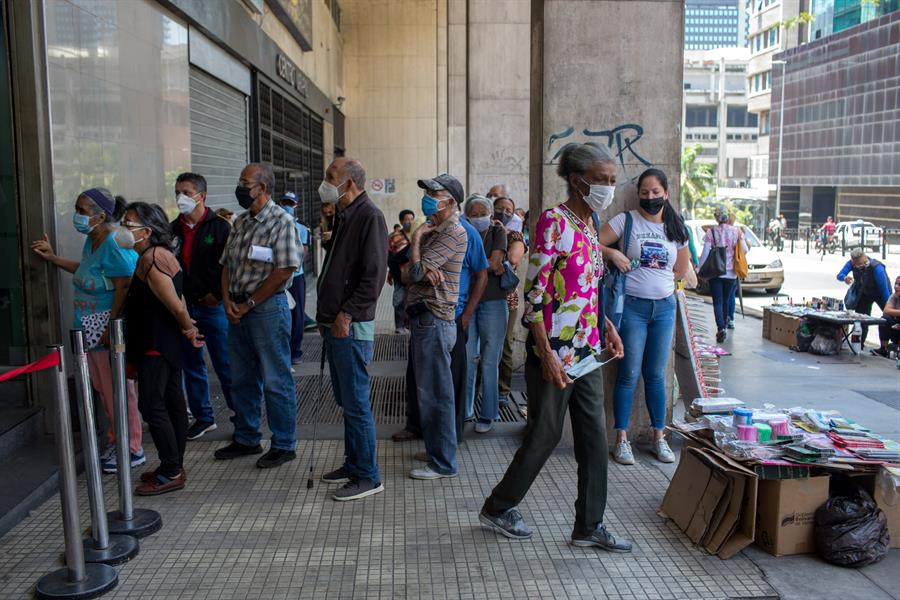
[248,245,274,263]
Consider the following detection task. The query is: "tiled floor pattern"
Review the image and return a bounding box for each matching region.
[0,438,776,599]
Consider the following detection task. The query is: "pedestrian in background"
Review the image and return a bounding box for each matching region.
[320,201,336,252]
[277,191,310,365]
[388,230,411,333]
[463,194,508,433]
[480,142,629,551]
[838,248,891,347]
[499,199,529,407]
[119,202,202,496]
[399,209,415,234]
[171,172,234,441]
[875,276,900,358]
[316,157,388,501]
[600,168,690,466]
[30,187,144,474]
[215,163,301,469]
[403,174,468,479]
[699,206,747,343]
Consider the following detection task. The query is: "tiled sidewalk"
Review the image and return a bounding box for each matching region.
[0,437,776,600]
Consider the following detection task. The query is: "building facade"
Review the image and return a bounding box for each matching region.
[685,0,745,50]
[770,10,900,229]
[809,0,900,40]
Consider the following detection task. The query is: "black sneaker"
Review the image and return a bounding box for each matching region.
[214,441,263,460]
[716,329,727,343]
[726,320,735,330]
[478,508,533,540]
[333,479,384,502]
[571,524,633,553]
[871,347,890,358]
[256,448,296,469]
[187,421,217,440]
[321,466,352,484]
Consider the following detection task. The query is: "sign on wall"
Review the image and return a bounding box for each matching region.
[369,178,395,195]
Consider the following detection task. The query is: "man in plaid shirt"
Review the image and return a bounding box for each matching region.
[214,163,301,469]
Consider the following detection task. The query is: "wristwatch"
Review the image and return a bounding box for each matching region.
[246,297,256,309]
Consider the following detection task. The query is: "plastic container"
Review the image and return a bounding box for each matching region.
[737,424,757,442]
[732,408,753,428]
[754,423,772,442]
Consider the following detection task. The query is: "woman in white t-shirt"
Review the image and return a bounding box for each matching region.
[599,169,690,466]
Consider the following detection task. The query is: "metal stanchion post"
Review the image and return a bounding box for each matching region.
[105,319,162,538]
[806,227,810,254]
[71,330,140,565]
[882,229,887,260]
[842,229,846,257]
[790,230,795,253]
[35,345,118,600]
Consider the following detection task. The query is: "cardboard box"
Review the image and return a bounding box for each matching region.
[660,446,758,559]
[769,312,801,347]
[762,307,772,340]
[755,475,830,556]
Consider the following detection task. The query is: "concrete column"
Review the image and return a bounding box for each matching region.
[447,0,467,186]
[437,0,449,173]
[529,0,685,448]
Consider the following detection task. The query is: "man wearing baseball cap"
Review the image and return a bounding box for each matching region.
[402,174,469,479]
[276,191,310,364]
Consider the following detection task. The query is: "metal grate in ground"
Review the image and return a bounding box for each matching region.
[300,333,408,363]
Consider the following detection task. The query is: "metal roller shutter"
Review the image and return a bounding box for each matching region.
[189,67,249,210]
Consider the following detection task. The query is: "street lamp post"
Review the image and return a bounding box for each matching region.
[773,59,786,221]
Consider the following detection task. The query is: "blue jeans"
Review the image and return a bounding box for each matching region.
[410,311,457,475]
[465,299,509,422]
[182,303,233,425]
[709,277,737,331]
[289,274,306,361]
[324,329,379,483]
[228,293,297,450]
[613,294,677,431]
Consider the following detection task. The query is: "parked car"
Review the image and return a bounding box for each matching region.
[833,220,883,252]
[686,220,785,294]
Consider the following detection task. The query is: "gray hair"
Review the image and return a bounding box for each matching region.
[342,158,366,189]
[850,247,866,259]
[556,142,616,183]
[247,163,276,195]
[465,194,492,216]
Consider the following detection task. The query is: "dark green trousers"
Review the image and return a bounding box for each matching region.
[483,347,608,533]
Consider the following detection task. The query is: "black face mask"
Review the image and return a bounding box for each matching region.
[640,197,666,215]
[235,185,255,209]
[494,211,512,226]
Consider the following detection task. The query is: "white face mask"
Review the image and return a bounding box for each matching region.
[469,215,491,232]
[176,192,199,215]
[581,178,615,212]
[114,227,136,249]
[318,180,346,204]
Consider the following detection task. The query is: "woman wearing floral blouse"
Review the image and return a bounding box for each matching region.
[479,142,631,553]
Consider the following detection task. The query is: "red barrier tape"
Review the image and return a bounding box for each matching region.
[0,350,61,383]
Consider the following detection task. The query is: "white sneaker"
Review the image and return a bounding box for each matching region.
[653,439,675,463]
[612,441,635,465]
[409,465,458,480]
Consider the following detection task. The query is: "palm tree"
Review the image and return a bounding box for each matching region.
[680,144,715,217]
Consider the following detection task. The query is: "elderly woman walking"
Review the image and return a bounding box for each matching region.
[699,206,748,343]
[479,142,630,552]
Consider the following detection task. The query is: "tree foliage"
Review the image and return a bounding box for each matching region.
[680,144,715,216]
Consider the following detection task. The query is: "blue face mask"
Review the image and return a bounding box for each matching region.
[280,204,295,217]
[421,194,440,217]
[73,213,95,234]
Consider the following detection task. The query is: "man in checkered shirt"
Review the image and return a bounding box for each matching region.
[214,163,301,470]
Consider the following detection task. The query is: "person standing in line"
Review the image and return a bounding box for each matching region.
[387,230,411,334]
[214,163,301,469]
[498,200,529,407]
[316,157,388,501]
[479,143,630,552]
[399,209,415,234]
[402,174,468,479]
[119,202,203,496]
[391,178,488,445]
[838,248,892,347]
[462,194,508,433]
[31,188,144,474]
[276,191,310,365]
[320,201,336,252]
[698,206,748,343]
[599,168,690,466]
[171,172,235,440]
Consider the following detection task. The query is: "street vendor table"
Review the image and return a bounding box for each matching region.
[803,312,886,356]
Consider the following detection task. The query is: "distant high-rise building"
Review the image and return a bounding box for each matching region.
[685,0,743,50]
[809,0,900,40]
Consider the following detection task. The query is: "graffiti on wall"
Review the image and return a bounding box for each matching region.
[547,124,653,180]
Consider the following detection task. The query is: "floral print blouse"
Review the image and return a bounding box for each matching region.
[522,204,606,368]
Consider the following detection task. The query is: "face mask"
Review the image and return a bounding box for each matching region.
[176,193,199,215]
[280,204,295,217]
[640,197,666,215]
[115,228,136,249]
[421,194,441,217]
[580,178,615,212]
[494,211,512,226]
[318,180,345,204]
[235,185,255,209]
[402,222,411,231]
[506,214,524,233]
[73,213,96,234]
[470,215,491,232]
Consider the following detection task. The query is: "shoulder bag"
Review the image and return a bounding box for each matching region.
[697,227,727,280]
[734,228,749,280]
[602,211,633,329]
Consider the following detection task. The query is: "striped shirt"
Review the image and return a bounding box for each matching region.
[406,211,467,321]
[220,199,300,296]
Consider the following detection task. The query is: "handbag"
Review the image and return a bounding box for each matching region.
[603,211,633,329]
[697,227,727,280]
[734,230,749,280]
[844,281,861,311]
[499,260,519,291]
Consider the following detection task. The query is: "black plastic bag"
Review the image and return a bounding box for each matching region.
[810,325,843,356]
[795,318,817,352]
[815,488,890,568]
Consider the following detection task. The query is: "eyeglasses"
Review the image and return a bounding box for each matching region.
[120,220,146,229]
